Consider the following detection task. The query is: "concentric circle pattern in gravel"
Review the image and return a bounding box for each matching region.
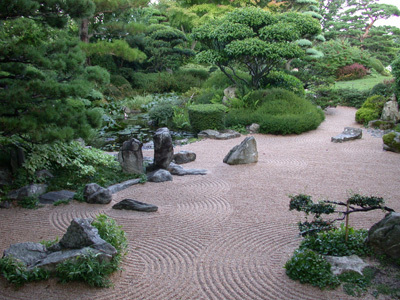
[1,107,399,300]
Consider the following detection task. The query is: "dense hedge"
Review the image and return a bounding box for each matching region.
[188,104,227,133]
[226,88,325,135]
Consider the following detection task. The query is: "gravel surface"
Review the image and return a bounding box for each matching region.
[1,106,399,300]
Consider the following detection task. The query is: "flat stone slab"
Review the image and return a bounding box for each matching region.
[107,178,142,194]
[168,163,207,176]
[331,127,362,143]
[198,129,241,140]
[39,190,75,204]
[112,199,158,212]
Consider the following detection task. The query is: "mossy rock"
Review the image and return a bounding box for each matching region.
[383,132,400,153]
[368,120,395,130]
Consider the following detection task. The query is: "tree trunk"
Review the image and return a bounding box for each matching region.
[80,18,89,43]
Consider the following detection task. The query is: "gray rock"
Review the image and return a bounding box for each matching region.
[222,86,237,106]
[325,255,369,275]
[35,247,114,272]
[8,184,48,200]
[153,128,174,169]
[173,150,196,164]
[59,218,105,249]
[367,212,400,260]
[147,169,173,182]
[247,123,260,133]
[112,199,158,212]
[198,129,241,140]
[223,136,258,165]
[368,120,395,130]
[3,242,47,267]
[118,138,144,174]
[107,178,142,194]
[84,183,112,204]
[39,190,75,204]
[168,162,207,176]
[381,98,400,123]
[35,169,54,180]
[331,127,362,143]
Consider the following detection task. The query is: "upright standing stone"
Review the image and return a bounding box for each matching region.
[223,136,258,165]
[118,138,144,174]
[153,127,174,169]
[381,99,400,123]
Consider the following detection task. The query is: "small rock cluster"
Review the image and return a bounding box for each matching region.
[2,218,117,272]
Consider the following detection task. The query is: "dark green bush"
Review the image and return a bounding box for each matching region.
[226,88,325,135]
[188,104,227,133]
[285,249,340,289]
[337,88,370,108]
[299,225,372,257]
[202,70,251,90]
[261,70,305,97]
[355,95,387,124]
[370,80,395,98]
[306,87,340,109]
[148,103,175,127]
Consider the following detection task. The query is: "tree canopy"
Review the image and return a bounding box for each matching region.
[193,7,321,89]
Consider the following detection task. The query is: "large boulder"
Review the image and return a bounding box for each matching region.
[367,212,400,260]
[118,138,144,174]
[173,150,196,164]
[3,242,47,266]
[381,99,400,123]
[153,128,174,170]
[324,255,369,275]
[7,184,48,200]
[223,136,258,165]
[222,86,237,106]
[39,190,75,204]
[83,183,112,204]
[383,131,400,153]
[59,218,105,249]
[331,127,362,143]
[147,169,173,182]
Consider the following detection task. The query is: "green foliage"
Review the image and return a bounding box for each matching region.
[392,56,400,99]
[370,80,395,98]
[226,89,324,135]
[261,70,305,97]
[355,95,387,124]
[57,215,127,287]
[285,249,340,289]
[0,255,50,287]
[148,103,175,127]
[56,251,114,287]
[193,7,320,89]
[92,214,128,254]
[300,225,373,257]
[188,104,227,133]
[383,132,400,153]
[18,196,41,209]
[339,268,374,297]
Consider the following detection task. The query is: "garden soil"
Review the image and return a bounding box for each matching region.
[1,106,399,300]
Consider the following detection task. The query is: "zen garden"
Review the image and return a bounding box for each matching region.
[1,0,400,299]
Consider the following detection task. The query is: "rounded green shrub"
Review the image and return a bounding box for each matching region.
[148,103,175,127]
[370,80,395,98]
[355,95,387,124]
[285,249,340,289]
[188,104,227,133]
[261,70,305,97]
[226,88,324,135]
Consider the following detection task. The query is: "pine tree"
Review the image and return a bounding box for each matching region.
[0,1,106,144]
